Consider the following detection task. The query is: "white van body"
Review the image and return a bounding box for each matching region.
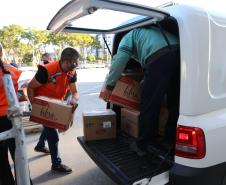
[48,1,226,185]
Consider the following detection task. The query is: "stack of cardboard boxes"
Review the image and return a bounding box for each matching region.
[30,71,168,142]
[83,71,168,141]
[82,72,143,141]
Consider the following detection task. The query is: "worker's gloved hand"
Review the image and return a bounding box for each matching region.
[69,97,78,106]
[71,103,78,113]
[66,95,78,112]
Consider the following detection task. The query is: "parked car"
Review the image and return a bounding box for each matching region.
[47,1,226,185]
[18,67,36,115]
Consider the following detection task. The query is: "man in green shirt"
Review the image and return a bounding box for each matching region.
[102,26,180,147]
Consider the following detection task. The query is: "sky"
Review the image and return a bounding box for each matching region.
[0,0,170,30]
[0,0,70,30]
[0,0,220,31]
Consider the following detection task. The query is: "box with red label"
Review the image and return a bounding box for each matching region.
[99,72,143,101]
[83,109,116,141]
[99,75,109,100]
[30,96,74,131]
[99,83,108,100]
[109,76,141,110]
[121,108,140,138]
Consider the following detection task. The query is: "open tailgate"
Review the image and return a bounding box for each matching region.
[77,134,172,185]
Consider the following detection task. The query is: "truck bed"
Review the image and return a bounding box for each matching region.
[77,134,173,185]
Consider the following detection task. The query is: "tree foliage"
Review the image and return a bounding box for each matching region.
[0,24,102,65]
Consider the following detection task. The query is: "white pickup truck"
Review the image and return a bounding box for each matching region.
[47,1,226,185]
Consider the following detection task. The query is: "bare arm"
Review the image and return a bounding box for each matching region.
[69,82,79,102]
[27,77,43,103]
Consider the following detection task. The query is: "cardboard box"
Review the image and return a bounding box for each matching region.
[121,72,143,82]
[121,108,140,138]
[99,75,110,100]
[99,72,143,100]
[109,76,141,110]
[121,105,168,138]
[30,96,74,131]
[83,109,116,141]
[99,83,109,100]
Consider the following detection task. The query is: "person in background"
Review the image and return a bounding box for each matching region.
[0,43,32,185]
[34,52,53,154]
[102,26,180,149]
[39,53,53,65]
[27,47,79,173]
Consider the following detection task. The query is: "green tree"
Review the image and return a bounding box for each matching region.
[86,55,96,63]
[16,43,33,64]
[66,33,94,59]
[0,24,24,57]
[0,24,102,65]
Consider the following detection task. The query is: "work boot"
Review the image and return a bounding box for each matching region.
[51,164,72,174]
[34,146,50,154]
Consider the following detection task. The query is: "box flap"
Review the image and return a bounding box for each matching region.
[82,109,116,117]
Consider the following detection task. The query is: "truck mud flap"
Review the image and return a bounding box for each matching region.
[77,135,172,185]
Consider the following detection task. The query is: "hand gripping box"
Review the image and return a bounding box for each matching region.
[99,72,143,100]
[30,96,74,131]
[83,109,116,141]
[109,76,141,110]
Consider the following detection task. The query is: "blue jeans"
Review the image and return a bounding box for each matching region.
[36,128,47,148]
[137,51,180,145]
[38,126,61,165]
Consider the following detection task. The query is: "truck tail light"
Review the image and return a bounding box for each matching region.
[176,125,206,159]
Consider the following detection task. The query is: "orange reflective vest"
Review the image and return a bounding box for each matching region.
[0,62,21,116]
[35,61,76,100]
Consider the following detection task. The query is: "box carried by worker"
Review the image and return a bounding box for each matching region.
[100,75,141,111]
[83,109,116,141]
[121,71,144,82]
[110,76,141,110]
[30,96,75,131]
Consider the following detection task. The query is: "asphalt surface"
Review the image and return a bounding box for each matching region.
[25,68,118,185]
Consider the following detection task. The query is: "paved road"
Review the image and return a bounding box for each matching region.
[25,68,118,185]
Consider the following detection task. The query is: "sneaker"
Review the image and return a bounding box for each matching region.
[51,164,72,174]
[34,146,50,154]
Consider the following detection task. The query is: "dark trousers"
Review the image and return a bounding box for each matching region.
[0,116,15,185]
[39,126,61,165]
[138,52,180,145]
[36,128,47,148]
[0,116,33,185]
[165,65,180,141]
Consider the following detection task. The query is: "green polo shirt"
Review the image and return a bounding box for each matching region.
[105,26,179,87]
